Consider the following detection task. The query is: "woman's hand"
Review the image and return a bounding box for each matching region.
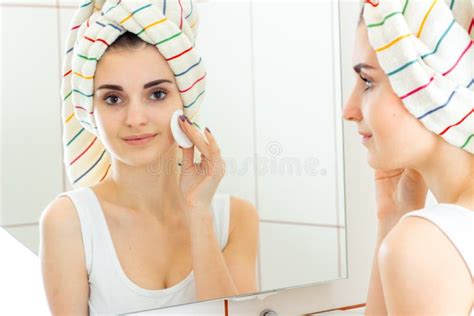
[374,168,428,222]
[177,115,226,212]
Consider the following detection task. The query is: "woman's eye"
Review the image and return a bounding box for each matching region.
[365,79,373,91]
[150,90,167,101]
[104,95,122,105]
[360,75,373,92]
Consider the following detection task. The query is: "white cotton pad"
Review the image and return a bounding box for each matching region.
[170,109,193,149]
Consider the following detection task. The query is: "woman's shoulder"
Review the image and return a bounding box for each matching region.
[227,196,259,238]
[39,194,86,270]
[382,213,459,257]
[228,196,258,220]
[40,193,82,236]
[383,208,473,268]
[378,215,473,313]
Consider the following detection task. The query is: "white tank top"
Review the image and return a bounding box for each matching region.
[400,203,474,315]
[57,187,231,315]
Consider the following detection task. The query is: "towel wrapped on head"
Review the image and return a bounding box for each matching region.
[61,0,206,188]
[363,0,473,154]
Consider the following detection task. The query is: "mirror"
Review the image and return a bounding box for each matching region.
[0,0,347,313]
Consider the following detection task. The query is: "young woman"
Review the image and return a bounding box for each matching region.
[39,1,258,315]
[344,1,473,315]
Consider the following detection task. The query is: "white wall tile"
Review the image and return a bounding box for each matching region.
[259,222,339,291]
[252,1,343,226]
[4,224,39,255]
[58,0,79,7]
[58,8,75,67]
[1,7,63,226]
[195,1,257,204]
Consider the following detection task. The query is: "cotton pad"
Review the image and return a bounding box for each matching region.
[170,109,194,149]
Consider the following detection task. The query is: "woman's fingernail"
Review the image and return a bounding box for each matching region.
[205,127,211,134]
[184,116,192,125]
[178,145,183,149]
[179,115,186,122]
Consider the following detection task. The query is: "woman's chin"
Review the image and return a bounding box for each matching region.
[367,152,401,171]
[367,151,386,170]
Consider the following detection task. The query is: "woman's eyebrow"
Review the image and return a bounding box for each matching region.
[95,84,123,92]
[353,63,375,74]
[143,79,172,89]
[95,79,173,92]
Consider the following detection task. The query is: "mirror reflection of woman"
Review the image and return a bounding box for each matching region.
[344,1,473,314]
[39,1,259,315]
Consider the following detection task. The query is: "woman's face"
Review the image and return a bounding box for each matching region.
[343,23,438,170]
[93,45,182,166]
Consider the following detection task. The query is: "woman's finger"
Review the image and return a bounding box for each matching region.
[203,127,221,160]
[203,127,226,179]
[180,143,195,171]
[179,116,211,158]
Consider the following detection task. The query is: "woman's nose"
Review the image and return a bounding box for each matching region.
[342,88,363,122]
[125,102,148,127]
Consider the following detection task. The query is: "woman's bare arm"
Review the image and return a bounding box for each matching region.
[188,196,259,301]
[39,196,90,315]
[222,196,259,293]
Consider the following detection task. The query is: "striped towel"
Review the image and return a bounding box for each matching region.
[363,0,473,154]
[61,0,206,188]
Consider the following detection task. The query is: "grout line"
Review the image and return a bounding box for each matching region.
[260,219,345,229]
[3,222,39,228]
[0,3,76,9]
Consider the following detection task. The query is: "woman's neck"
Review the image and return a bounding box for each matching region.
[414,142,474,211]
[98,151,187,221]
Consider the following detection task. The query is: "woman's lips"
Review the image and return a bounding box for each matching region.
[122,134,157,146]
[359,132,373,144]
[123,133,157,140]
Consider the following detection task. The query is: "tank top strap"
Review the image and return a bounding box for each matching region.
[401,204,474,277]
[56,187,101,277]
[210,193,231,250]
